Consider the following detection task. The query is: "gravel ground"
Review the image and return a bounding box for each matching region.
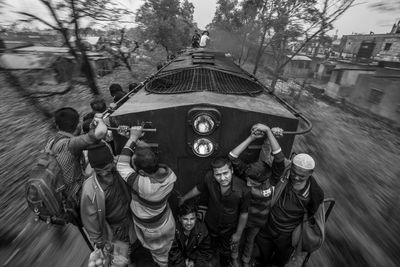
[1,60,399,267]
[0,62,156,267]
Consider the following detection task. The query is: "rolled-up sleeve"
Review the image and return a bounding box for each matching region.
[117,146,136,182]
[68,132,98,155]
[228,152,249,180]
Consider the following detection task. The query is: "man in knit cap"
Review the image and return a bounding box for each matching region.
[81,141,135,265]
[256,151,324,266]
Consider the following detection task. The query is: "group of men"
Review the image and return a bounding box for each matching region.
[192,30,210,48]
[48,105,324,267]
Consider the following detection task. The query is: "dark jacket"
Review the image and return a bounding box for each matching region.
[169,221,213,267]
[272,169,324,217]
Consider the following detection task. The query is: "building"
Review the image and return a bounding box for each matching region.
[314,61,336,82]
[325,61,376,99]
[339,20,400,62]
[346,68,400,127]
[0,53,58,85]
[263,52,313,79]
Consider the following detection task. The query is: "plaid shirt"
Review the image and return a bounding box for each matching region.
[46,131,97,199]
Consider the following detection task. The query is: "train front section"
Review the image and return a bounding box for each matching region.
[109,49,299,206]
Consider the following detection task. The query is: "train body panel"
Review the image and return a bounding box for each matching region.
[109,49,301,195]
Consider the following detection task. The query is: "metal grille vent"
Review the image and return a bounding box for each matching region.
[145,68,263,95]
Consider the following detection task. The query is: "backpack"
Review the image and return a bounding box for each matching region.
[25,137,72,225]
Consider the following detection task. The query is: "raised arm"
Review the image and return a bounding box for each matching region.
[252,124,286,184]
[178,186,201,206]
[68,116,108,155]
[229,128,265,179]
[116,126,143,182]
[251,124,282,154]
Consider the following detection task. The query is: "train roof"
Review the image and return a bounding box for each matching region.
[112,49,296,119]
[144,49,264,95]
[112,89,296,119]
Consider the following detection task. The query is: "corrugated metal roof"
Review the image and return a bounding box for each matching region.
[69,36,100,45]
[289,55,312,61]
[0,53,55,70]
[15,46,70,53]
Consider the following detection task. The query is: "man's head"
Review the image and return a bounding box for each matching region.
[88,143,114,170]
[289,153,315,185]
[113,91,126,102]
[129,83,139,92]
[178,203,197,232]
[133,147,159,175]
[109,83,123,97]
[245,161,271,186]
[211,157,233,187]
[194,29,198,34]
[82,116,94,134]
[202,31,209,36]
[90,99,107,113]
[54,107,80,134]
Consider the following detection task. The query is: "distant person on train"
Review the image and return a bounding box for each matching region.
[80,141,135,265]
[83,98,107,122]
[169,203,213,267]
[256,150,324,267]
[199,31,210,48]
[228,123,286,267]
[117,126,177,267]
[128,82,140,93]
[192,29,201,48]
[48,108,107,223]
[109,83,127,103]
[179,157,251,267]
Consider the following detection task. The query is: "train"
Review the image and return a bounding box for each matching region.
[106,48,312,194]
[103,48,333,266]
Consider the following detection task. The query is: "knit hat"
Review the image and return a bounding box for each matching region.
[292,153,315,170]
[246,161,271,183]
[87,143,114,168]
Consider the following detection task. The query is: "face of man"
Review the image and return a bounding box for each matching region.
[213,164,233,187]
[289,164,313,186]
[180,212,197,232]
[94,162,113,176]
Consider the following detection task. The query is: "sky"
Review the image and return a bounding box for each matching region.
[1,0,399,36]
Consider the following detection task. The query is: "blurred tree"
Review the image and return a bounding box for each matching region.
[265,0,355,92]
[18,0,132,96]
[370,0,400,12]
[99,28,139,74]
[135,0,195,57]
[209,0,355,92]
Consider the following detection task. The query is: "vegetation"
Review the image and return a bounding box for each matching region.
[135,0,196,57]
[209,0,355,91]
[17,0,132,96]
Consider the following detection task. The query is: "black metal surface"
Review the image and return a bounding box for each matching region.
[145,67,264,95]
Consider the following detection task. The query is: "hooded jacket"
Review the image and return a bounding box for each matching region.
[80,171,135,246]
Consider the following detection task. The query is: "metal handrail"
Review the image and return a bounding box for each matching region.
[102,56,177,119]
[236,62,313,136]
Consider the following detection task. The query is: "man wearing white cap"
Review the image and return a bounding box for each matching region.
[256,148,324,266]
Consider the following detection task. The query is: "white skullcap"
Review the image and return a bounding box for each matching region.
[292,153,315,170]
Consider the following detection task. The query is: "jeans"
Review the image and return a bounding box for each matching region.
[241,227,261,263]
[209,230,239,267]
[256,224,293,267]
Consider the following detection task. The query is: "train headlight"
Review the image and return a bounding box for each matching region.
[192,138,214,157]
[193,114,215,135]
